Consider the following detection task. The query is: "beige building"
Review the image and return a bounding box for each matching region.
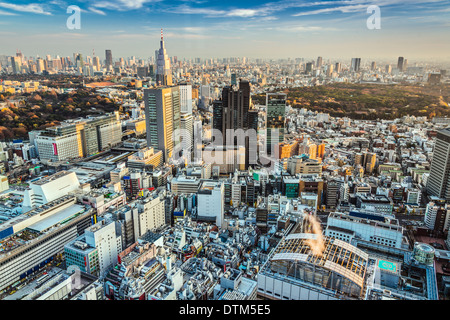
[287,157,322,176]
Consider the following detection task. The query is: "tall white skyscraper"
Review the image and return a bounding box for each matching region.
[85,220,122,277]
[180,113,193,160]
[179,84,193,114]
[197,181,224,228]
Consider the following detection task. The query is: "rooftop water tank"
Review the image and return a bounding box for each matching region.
[413,242,435,265]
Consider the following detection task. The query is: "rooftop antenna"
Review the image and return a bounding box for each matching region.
[161,28,163,41]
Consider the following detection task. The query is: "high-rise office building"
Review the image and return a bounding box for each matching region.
[212,80,257,169]
[197,181,225,228]
[351,58,361,72]
[180,113,193,159]
[213,99,224,136]
[371,61,377,71]
[213,79,255,137]
[34,113,122,163]
[425,199,449,233]
[364,152,377,175]
[266,93,286,156]
[316,56,323,69]
[179,84,193,114]
[326,64,334,77]
[427,128,450,201]
[397,57,404,72]
[84,220,122,277]
[335,62,341,74]
[93,56,101,71]
[36,58,45,74]
[231,73,237,85]
[10,56,21,74]
[385,64,392,74]
[156,29,173,86]
[75,53,84,68]
[144,86,181,162]
[105,50,113,69]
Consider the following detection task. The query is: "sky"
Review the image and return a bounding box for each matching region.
[0,0,449,62]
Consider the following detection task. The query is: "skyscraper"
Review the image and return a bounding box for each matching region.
[371,61,377,71]
[351,58,361,72]
[427,128,450,201]
[10,56,21,74]
[213,79,253,138]
[364,152,377,175]
[326,64,334,77]
[316,56,323,69]
[156,29,173,86]
[212,79,257,169]
[266,93,287,156]
[231,73,237,86]
[397,57,404,72]
[385,64,392,74]
[180,113,193,159]
[36,58,45,74]
[179,84,193,114]
[75,53,84,68]
[144,86,180,162]
[93,56,101,71]
[105,50,113,69]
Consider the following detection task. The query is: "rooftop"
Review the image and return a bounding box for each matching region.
[270,233,369,288]
[32,171,72,186]
[28,204,85,233]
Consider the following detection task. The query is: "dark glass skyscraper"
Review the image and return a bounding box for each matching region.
[212,79,258,168]
[427,127,450,201]
[105,50,113,69]
[351,58,361,72]
[397,57,404,72]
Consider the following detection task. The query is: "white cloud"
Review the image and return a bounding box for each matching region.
[88,7,106,15]
[292,4,368,16]
[226,9,259,18]
[91,0,162,11]
[167,5,225,16]
[0,2,52,15]
[291,0,449,16]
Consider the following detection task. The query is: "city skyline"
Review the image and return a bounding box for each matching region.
[0,0,450,305]
[0,0,449,61]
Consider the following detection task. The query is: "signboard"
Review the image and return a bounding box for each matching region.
[378,260,397,273]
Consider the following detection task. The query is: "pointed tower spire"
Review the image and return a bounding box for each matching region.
[161,28,163,41]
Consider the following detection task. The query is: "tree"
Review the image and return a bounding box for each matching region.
[12,126,27,137]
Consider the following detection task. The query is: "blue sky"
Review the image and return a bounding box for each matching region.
[0,0,449,62]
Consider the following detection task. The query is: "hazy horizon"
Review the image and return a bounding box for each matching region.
[0,0,449,62]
